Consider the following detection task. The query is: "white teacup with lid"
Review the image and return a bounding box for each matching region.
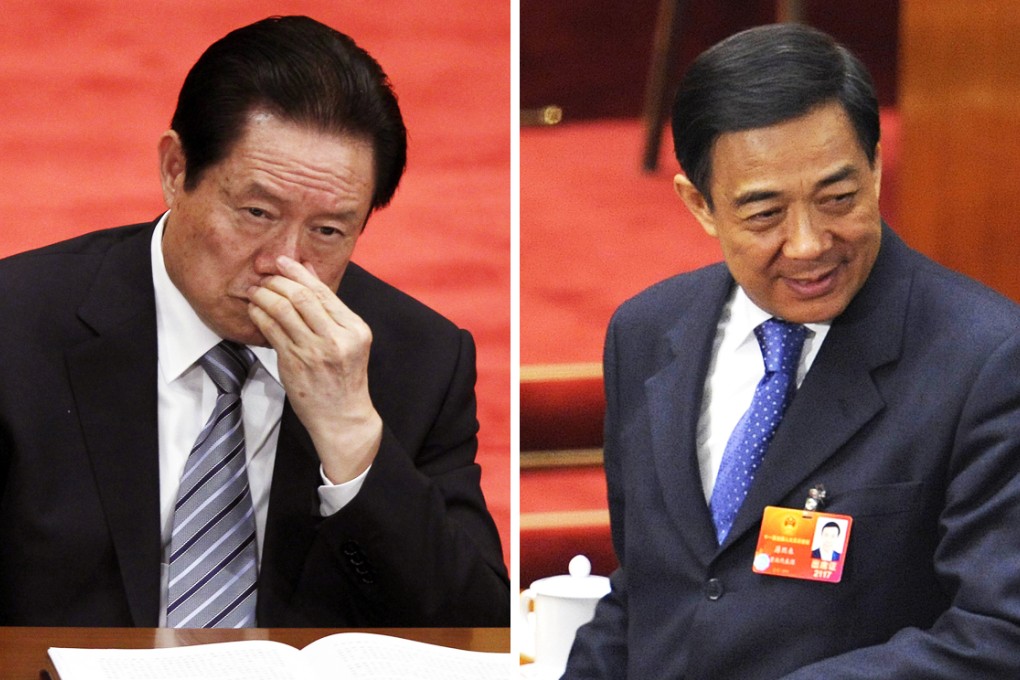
[520,555,611,677]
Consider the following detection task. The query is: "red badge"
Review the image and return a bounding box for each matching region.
[753,506,852,583]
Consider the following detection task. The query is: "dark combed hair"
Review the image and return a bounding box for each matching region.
[671,23,879,209]
[171,15,407,211]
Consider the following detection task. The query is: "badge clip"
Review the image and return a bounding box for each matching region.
[803,484,827,516]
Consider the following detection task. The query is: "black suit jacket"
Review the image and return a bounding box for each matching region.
[565,226,1020,678]
[0,221,509,627]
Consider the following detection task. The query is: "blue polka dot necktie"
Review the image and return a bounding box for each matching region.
[167,341,259,627]
[710,318,808,544]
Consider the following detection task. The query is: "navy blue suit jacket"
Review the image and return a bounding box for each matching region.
[565,226,1020,678]
[0,221,509,627]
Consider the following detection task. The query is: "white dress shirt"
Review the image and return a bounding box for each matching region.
[696,287,830,501]
[151,212,367,623]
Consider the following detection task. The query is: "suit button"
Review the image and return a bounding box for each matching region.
[704,578,724,601]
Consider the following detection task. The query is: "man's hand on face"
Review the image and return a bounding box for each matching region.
[247,255,382,484]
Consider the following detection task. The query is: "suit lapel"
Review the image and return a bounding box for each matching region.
[721,227,911,548]
[257,399,323,622]
[645,266,734,562]
[65,224,162,625]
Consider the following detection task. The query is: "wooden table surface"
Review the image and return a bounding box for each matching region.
[0,626,510,679]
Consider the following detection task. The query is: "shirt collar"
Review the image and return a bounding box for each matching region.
[730,286,830,346]
[151,211,280,384]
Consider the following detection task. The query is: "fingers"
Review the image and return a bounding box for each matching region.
[250,278,335,341]
[247,299,296,351]
[247,256,369,349]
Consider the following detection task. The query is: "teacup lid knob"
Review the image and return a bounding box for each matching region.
[527,553,610,598]
[568,554,592,579]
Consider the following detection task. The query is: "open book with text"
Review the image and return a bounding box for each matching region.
[49,631,511,680]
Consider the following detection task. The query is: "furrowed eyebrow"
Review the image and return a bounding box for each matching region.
[732,189,781,208]
[238,181,281,202]
[236,181,361,222]
[816,165,859,190]
[731,165,861,208]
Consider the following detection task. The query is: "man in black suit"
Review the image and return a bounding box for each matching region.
[564,24,1020,678]
[0,16,508,628]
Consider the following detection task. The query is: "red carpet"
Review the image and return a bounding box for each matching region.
[521,120,718,365]
[0,1,510,566]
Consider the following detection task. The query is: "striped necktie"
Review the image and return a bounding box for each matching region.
[167,341,258,627]
[710,318,807,544]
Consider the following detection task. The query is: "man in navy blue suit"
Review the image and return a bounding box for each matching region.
[564,23,1020,678]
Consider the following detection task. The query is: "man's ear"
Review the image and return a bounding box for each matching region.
[158,130,187,208]
[673,174,718,238]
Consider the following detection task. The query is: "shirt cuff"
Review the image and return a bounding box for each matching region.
[318,464,371,516]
